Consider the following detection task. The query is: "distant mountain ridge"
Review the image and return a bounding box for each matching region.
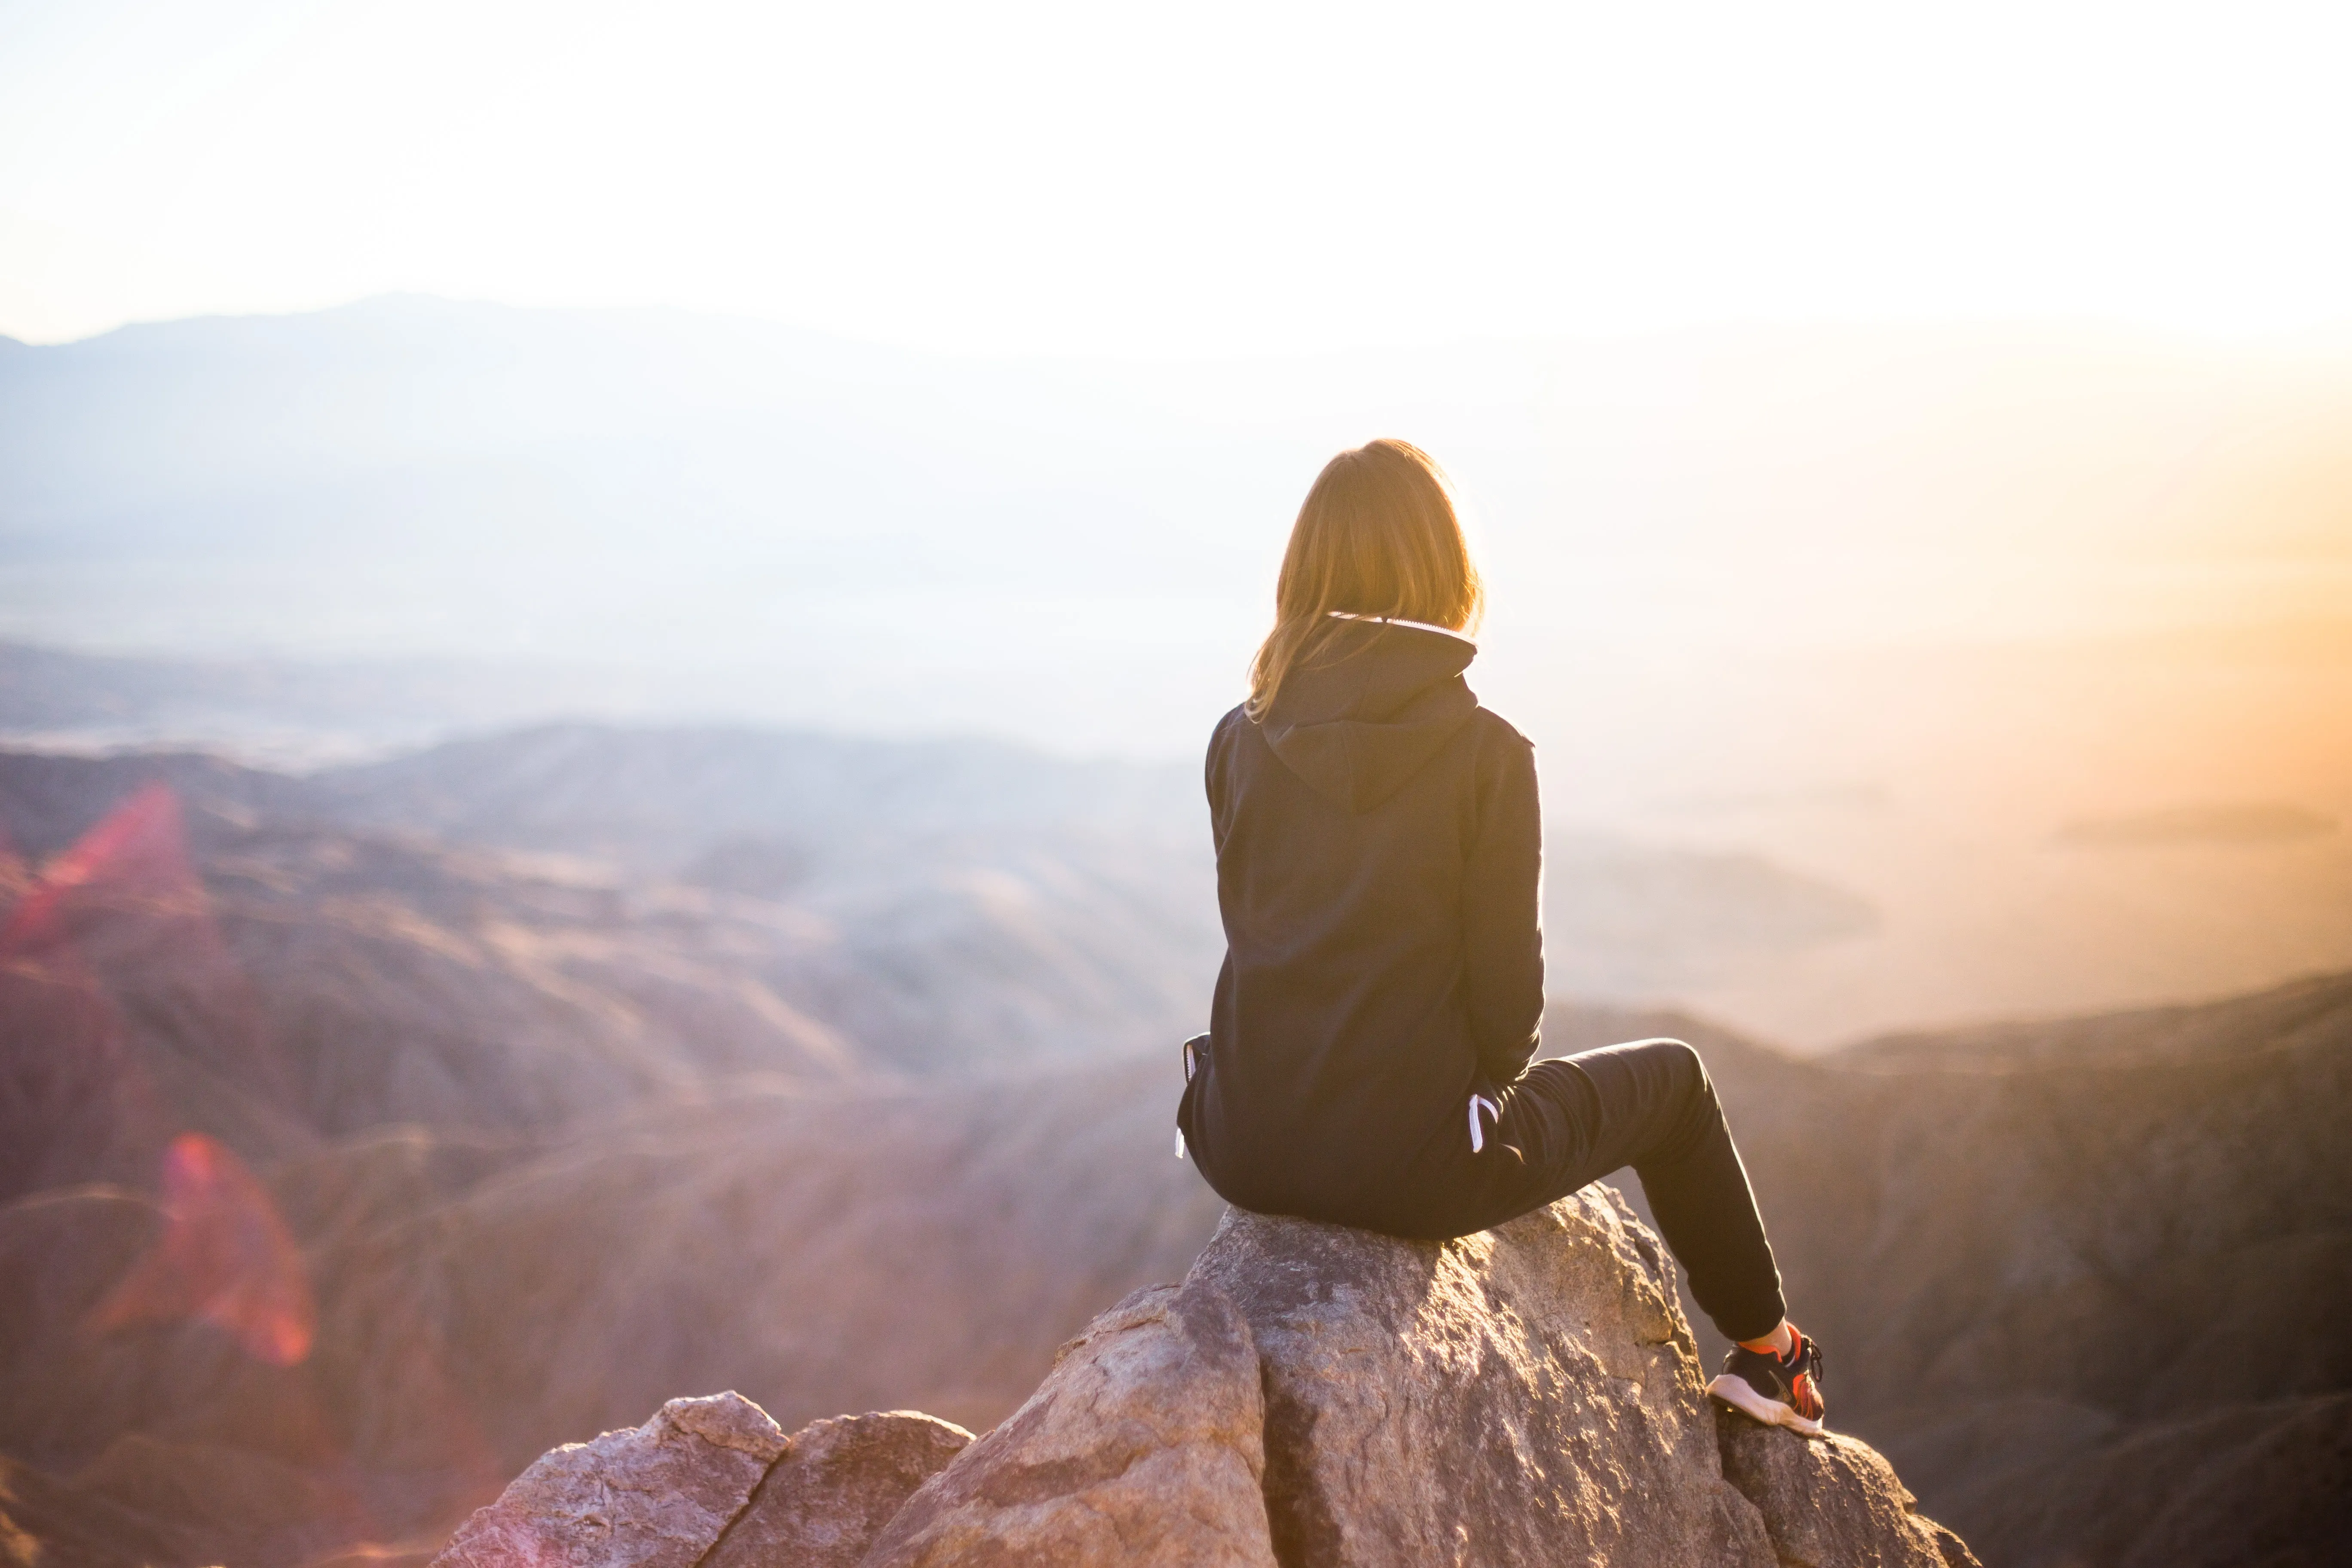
[0,733,1221,1096]
[0,640,664,765]
[7,296,2346,750]
[309,721,1203,867]
[0,708,1896,1016]
[0,295,1268,741]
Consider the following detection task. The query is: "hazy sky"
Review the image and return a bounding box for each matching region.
[3,0,2349,353]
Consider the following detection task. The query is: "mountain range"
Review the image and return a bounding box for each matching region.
[0,726,2343,1568]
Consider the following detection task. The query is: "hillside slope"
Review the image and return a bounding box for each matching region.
[1550,977,2352,1568]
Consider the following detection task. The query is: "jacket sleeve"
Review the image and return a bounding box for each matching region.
[1463,726,1546,1084]
[1204,710,1234,853]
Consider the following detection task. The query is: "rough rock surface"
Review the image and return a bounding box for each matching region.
[862,1280,1277,1567]
[1195,1194,1775,1567]
[431,1191,1975,1568]
[704,1412,972,1568]
[1718,1411,1982,1568]
[434,1394,787,1568]
[872,1189,1971,1568]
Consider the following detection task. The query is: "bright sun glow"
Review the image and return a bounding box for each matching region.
[3,0,2350,352]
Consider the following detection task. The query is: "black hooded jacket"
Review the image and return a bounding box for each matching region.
[1179,617,1545,1233]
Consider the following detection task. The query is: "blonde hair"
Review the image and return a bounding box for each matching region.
[1245,439,1483,720]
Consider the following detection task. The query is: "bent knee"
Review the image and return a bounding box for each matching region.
[1638,1038,1716,1102]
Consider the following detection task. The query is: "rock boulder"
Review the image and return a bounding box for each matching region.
[438,1189,1977,1568]
[433,1398,970,1568]
[433,1394,787,1568]
[1718,1412,1982,1568]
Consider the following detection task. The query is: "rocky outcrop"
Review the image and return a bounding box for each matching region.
[435,1395,789,1568]
[1718,1412,1980,1568]
[435,1399,972,1568]
[438,1190,1973,1568]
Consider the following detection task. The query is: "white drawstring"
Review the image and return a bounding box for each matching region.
[1467,1093,1500,1154]
[1176,1036,1201,1159]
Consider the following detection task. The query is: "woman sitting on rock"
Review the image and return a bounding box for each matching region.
[1175,438,1826,1435]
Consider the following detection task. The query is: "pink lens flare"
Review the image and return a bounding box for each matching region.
[1,781,199,956]
[88,1131,319,1366]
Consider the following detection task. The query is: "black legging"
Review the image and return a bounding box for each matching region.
[1395,1039,1787,1343]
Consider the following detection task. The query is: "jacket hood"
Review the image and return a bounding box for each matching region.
[1259,620,1479,814]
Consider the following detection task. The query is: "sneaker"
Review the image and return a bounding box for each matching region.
[1708,1327,1827,1436]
